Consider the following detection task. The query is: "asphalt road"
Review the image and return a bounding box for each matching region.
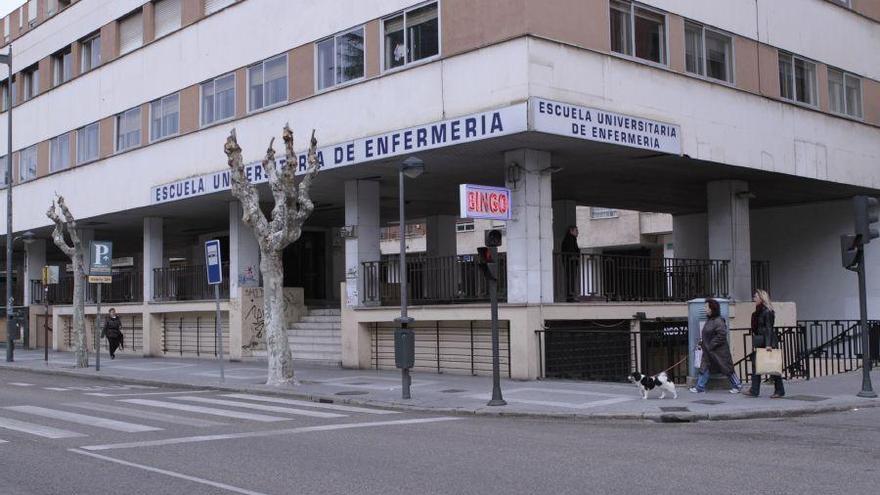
[1,369,878,495]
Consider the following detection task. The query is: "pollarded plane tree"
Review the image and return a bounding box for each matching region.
[224,125,319,386]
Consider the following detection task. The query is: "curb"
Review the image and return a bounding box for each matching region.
[2,363,877,423]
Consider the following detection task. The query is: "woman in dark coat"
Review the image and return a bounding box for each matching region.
[742,289,785,398]
[560,225,580,302]
[101,308,124,359]
[689,298,742,394]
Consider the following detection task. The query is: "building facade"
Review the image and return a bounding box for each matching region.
[1,0,879,379]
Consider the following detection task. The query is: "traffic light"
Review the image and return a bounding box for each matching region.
[485,229,503,248]
[841,234,861,272]
[854,195,880,245]
[477,247,493,264]
[477,247,498,281]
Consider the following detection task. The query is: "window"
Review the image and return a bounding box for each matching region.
[77,122,99,164]
[23,65,39,100]
[81,33,101,72]
[316,26,365,90]
[610,0,666,64]
[116,106,141,151]
[829,0,852,7]
[119,11,144,55]
[248,54,287,112]
[201,73,235,126]
[1,82,8,112]
[52,47,73,86]
[383,2,439,70]
[150,93,179,141]
[3,16,9,42]
[779,52,817,106]
[455,222,475,233]
[684,22,733,83]
[18,7,23,29]
[205,0,235,15]
[48,0,58,16]
[591,208,619,219]
[828,68,862,118]
[27,0,37,27]
[19,146,37,182]
[9,75,16,105]
[50,134,70,172]
[0,156,6,186]
[154,0,181,38]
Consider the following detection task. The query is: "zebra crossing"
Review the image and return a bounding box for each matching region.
[0,391,400,446]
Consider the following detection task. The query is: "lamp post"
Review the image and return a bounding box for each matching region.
[1,47,12,363]
[395,157,424,400]
[4,231,34,362]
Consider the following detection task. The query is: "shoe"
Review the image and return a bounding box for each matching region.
[741,390,758,397]
[729,388,740,394]
[770,393,784,399]
[110,354,115,360]
[688,387,704,394]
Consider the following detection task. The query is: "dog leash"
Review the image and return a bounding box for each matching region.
[652,354,690,378]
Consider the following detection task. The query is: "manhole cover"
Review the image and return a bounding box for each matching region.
[440,389,468,393]
[659,407,690,412]
[691,399,725,405]
[781,395,830,402]
[335,391,369,396]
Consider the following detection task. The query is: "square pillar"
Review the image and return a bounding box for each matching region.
[24,239,46,305]
[425,215,457,258]
[505,149,554,304]
[229,201,261,295]
[142,218,162,356]
[344,180,380,307]
[707,180,751,302]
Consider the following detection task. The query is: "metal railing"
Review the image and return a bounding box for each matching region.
[31,270,143,305]
[362,254,507,305]
[62,313,142,353]
[553,253,729,302]
[751,260,771,293]
[153,263,229,302]
[161,314,229,356]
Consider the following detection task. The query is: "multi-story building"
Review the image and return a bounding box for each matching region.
[1,0,879,380]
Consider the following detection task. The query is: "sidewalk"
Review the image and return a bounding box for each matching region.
[1,349,878,422]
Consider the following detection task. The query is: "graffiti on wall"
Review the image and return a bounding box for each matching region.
[241,287,265,351]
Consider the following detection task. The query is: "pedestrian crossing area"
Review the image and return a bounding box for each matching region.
[0,392,399,446]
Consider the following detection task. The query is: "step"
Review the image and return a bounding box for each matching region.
[287,334,341,344]
[298,315,341,324]
[289,322,340,331]
[292,350,342,360]
[291,341,342,352]
[307,308,341,316]
[287,337,341,347]
[287,330,341,340]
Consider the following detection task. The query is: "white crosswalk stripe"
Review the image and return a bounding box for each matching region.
[170,396,346,418]
[0,416,86,439]
[120,399,290,422]
[65,402,225,428]
[4,406,162,433]
[222,394,400,415]
[8,382,34,387]
[0,439,8,443]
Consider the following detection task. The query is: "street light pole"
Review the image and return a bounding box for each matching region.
[2,46,13,362]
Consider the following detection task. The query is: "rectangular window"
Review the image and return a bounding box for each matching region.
[77,122,100,164]
[610,1,666,65]
[116,106,141,151]
[201,73,235,126]
[48,0,58,16]
[248,54,287,112]
[18,7,23,29]
[204,0,235,15]
[19,145,37,182]
[316,26,365,90]
[81,33,101,73]
[684,22,703,75]
[50,134,70,172]
[591,208,619,219]
[53,47,73,86]
[27,0,37,26]
[154,0,181,38]
[830,0,852,7]
[150,93,179,141]
[455,222,475,233]
[119,11,144,55]
[685,22,733,83]
[3,16,9,42]
[10,75,16,105]
[23,65,39,100]
[1,82,7,112]
[779,52,817,106]
[383,2,439,70]
[0,156,6,186]
[828,68,862,118]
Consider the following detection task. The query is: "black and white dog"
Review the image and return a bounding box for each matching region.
[628,372,677,400]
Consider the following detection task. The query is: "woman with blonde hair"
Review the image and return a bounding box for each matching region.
[743,289,785,398]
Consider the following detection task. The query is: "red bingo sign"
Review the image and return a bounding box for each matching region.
[459,184,512,220]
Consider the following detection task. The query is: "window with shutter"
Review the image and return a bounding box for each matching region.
[205,0,235,15]
[154,0,181,38]
[119,12,144,55]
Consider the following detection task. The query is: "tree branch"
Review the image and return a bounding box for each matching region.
[285,130,320,245]
[225,129,269,244]
[46,198,76,258]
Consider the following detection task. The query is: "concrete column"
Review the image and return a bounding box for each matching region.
[23,239,46,305]
[142,218,162,356]
[425,215,457,258]
[672,213,708,259]
[504,149,554,304]
[344,180,380,307]
[707,180,752,302]
[552,200,577,252]
[229,201,261,295]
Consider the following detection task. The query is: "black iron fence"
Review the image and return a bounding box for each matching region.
[363,254,506,305]
[31,270,143,305]
[153,263,230,302]
[553,253,729,302]
[63,313,142,353]
[161,313,229,356]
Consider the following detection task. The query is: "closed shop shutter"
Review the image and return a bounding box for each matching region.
[154,0,181,38]
[204,0,235,15]
[119,12,144,55]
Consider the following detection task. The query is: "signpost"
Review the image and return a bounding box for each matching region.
[205,239,224,382]
[41,266,59,363]
[89,241,112,372]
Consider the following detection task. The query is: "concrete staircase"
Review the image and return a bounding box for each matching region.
[287,308,341,367]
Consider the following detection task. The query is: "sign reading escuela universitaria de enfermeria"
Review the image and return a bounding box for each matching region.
[150,98,682,205]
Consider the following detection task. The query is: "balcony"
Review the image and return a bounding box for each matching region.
[153,263,230,302]
[31,270,143,305]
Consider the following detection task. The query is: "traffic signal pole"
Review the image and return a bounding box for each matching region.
[848,196,878,398]
[856,249,877,398]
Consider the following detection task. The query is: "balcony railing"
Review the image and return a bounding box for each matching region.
[153,263,230,302]
[363,254,507,305]
[554,253,729,302]
[31,270,143,305]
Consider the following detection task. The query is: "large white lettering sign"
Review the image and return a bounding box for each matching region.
[531,98,681,155]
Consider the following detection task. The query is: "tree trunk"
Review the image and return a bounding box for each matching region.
[261,248,295,385]
[72,252,88,368]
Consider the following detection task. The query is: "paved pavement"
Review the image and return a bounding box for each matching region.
[1,349,878,422]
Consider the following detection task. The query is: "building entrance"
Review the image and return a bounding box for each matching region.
[283,231,326,302]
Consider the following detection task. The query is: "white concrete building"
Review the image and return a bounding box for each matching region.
[1,0,879,380]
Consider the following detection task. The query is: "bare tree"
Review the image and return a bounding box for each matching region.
[46,195,88,368]
[224,125,319,386]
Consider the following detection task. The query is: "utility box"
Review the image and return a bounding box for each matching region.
[394,328,415,369]
[687,298,730,384]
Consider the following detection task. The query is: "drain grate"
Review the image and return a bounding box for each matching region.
[781,395,830,402]
[440,389,468,393]
[335,391,369,396]
[659,406,690,412]
[691,399,725,405]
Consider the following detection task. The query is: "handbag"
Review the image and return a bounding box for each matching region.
[693,346,703,370]
[754,348,783,376]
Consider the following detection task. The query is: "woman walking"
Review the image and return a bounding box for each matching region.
[102,308,124,360]
[690,298,743,394]
[743,290,785,398]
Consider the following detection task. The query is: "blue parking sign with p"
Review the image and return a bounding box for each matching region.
[205,240,223,285]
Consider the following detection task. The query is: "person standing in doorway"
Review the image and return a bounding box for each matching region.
[102,308,124,360]
[742,289,785,398]
[561,225,580,302]
[690,298,743,394]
